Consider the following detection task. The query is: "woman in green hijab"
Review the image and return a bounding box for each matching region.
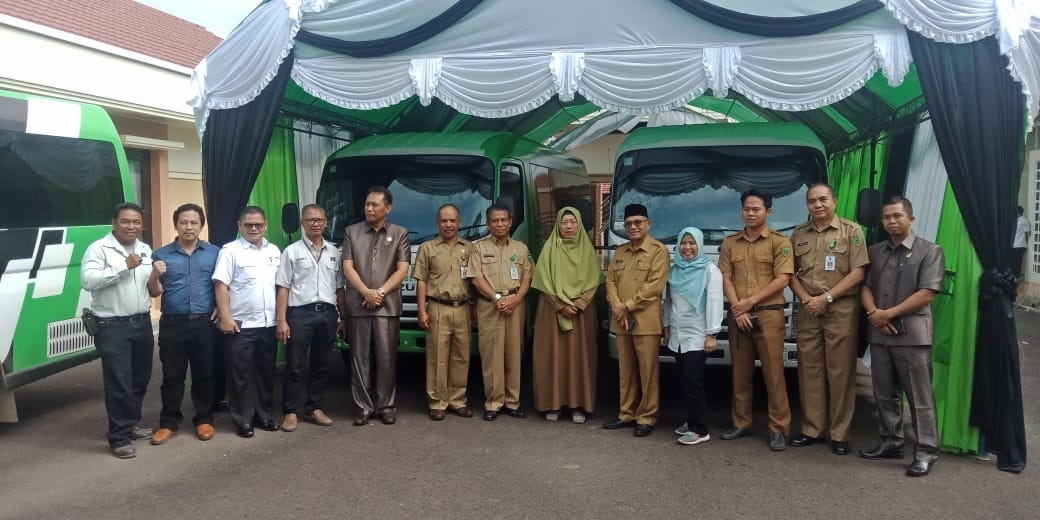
[531,207,604,423]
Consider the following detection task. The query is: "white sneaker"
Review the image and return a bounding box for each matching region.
[674,422,690,436]
[677,432,710,446]
[572,410,586,424]
[545,411,559,421]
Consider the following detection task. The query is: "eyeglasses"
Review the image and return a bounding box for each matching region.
[303,218,326,225]
[623,219,648,228]
[241,222,266,229]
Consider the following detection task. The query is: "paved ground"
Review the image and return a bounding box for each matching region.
[1,311,1039,519]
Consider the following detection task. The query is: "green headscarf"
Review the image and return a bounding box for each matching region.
[532,206,604,330]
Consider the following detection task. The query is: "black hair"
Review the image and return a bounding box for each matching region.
[173,203,206,227]
[1018,205,1025,216]
[113,202,144,220]
[741,189,773,209]
[366,185,393,205]
[486,202,511,221]
[883,196,914,216]
[239,206,267,220]
[808,183,836,199]
[300,204,326,218]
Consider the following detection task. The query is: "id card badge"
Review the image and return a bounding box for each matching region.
[824,255,836,271]
[510,265,520,280]
[460,266,469,278]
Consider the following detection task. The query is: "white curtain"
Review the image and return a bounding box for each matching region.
[903,117,949,242]
[292,122,350,207]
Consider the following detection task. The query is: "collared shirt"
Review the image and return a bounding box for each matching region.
[80,232,155,317]
[412,236,472,302]
[341,221,411,317]
[466,237,533,294]
[276,236,341,307]
[212,237,281,328]
[1014,215,1029,248]
[864,233,946,346]
[663,264,724,353]
[605,237,669,335]
[791,216,869,296]
[718,227,795,305]
[152,239,219,315]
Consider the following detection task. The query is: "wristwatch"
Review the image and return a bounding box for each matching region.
[825,291,834,303]
[493,293,502,301]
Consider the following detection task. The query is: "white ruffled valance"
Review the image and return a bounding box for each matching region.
[190,0,1040,138]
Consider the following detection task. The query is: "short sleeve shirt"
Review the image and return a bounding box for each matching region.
[341,221,411,317]
[718,228,795,305]
[791,216,869,296]
[412,236,472,302]
[465,237,532,293]
[864,233,945,346]
[275,236,341,307]
[212,238,281,328]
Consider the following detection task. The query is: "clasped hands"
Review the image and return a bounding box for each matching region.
[362,286,385,310]
[729,297,757,331]
[866,307,900,336]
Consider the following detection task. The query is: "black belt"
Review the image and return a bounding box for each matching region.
[750,304,785,312]
[97,312,151,324]
[290,302,336,312]
[478,288,519,302]
[161,313,210,321]
[427,296,471,307]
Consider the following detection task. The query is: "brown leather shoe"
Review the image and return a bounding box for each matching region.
[430,409,446,421]
[449,406,474,418]
[381,410,397,425]
[195,424,215,441]
[281,413,299,432]
[151,427,175,445]
[309,409,333,426]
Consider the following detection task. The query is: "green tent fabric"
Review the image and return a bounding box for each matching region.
[932,182,983,454]
[828,137,886,221]
[248,122,299,249]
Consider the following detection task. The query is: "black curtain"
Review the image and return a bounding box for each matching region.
[908,32,1027,474]
[668,0,881,37]
[296,0,483,58]
[202,53,295,246]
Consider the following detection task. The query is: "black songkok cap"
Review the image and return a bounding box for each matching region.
[624,204,648,219]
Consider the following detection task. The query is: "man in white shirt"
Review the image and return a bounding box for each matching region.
[275,204,343,432]
[1013,205,1030,279]
[213,206,281,438]
[81,203,164,458]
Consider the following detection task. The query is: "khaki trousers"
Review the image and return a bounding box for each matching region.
[795,297,859,441]
[476,299,524,411]
[729,309,790,434]
[616,333,660,426]
[426,302,471,410]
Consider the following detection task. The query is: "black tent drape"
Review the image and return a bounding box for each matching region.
[907,32,1027,474]
[668,0,881,37]
[296,0,483,58]
[202,53,295,246]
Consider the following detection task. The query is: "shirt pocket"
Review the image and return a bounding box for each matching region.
[479,254,498,277]
[323,255,339,272]
[294,256,315,271]
[236,259,259,285]
[430,251,453,275]
[630,265,651,284]
[755,251,775,275]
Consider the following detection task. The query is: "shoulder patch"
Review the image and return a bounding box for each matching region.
[852,236,863,247]
[781,246,791,257]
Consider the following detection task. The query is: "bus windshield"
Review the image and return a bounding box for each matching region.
[316,154,494,244]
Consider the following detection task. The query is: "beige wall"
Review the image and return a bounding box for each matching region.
[567,134,627,176]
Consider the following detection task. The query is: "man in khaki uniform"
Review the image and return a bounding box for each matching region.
[467,203,533,421]
[718,189,795,451]
[414,204,475,421]
[788,184,869,455]
[603,204,669,437]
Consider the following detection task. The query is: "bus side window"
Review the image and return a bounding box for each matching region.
[499,163,524,234]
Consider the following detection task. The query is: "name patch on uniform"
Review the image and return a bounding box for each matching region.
[796,241,808,247]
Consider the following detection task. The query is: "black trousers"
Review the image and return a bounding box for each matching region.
[213,334,228,408]
[95,317,154,448]
[675,350,709,436]
[225,327,277,428]
[1012,247,1027,279]
[157,315,217,429]
[282,306,337,415]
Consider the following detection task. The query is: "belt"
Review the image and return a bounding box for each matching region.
[478,288,519,302]
[161,313,210,321]
[289,302,336,312]
[97,312,151,324]
[427,296,471,307]
[750,304,785,312]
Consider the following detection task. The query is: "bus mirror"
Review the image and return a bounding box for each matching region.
[571,198,595,231]
[856,188,880,226]
[282,202,300,235]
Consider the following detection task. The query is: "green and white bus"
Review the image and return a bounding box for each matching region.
[0,89,133,421]
[315,131,590,354]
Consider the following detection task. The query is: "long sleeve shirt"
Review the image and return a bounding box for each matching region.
[663,264,724,353]
[80,232,155,317]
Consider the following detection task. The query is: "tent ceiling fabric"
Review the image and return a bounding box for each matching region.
[191,0,1040,140]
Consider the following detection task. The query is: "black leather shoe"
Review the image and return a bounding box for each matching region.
[769,432,787,451]
[789,433,825,447]
[502,407,527,419]
[720,427,753,440]
[353,414,370,426]
[258,419,279,432]
[832,441,850,455]
[602,419,636,429]
[236,424,255,438]
[906,458,934,477]
[860,444,905,460]
[483,410,498,421]
[633,424,653,437]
